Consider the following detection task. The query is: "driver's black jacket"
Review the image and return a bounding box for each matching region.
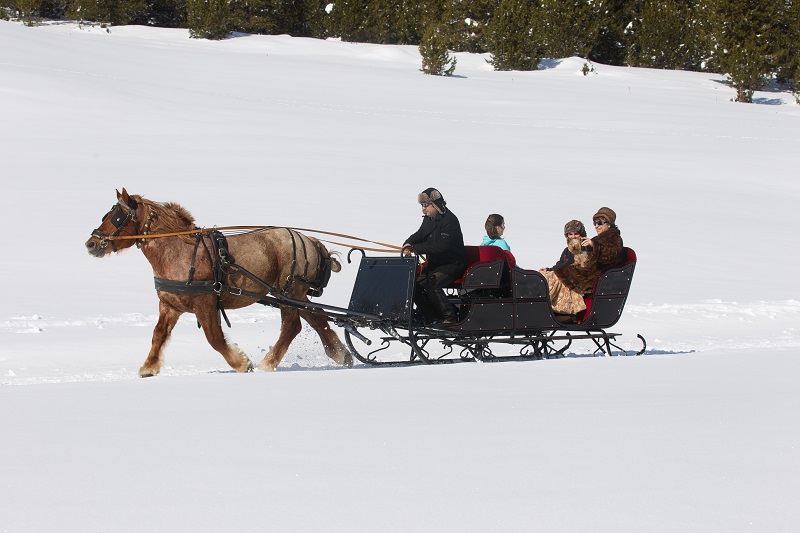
[405,209,467,272]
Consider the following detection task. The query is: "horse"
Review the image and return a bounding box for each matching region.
[85,188,353,377]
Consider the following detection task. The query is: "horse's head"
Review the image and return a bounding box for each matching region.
[85,188,142,257]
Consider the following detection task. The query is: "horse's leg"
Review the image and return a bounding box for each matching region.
[257,306,302,372]
[299,309,353,368]
[196,306,254,373]
[140,301,182,378]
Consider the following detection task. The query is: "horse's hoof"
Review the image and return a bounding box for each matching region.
[139,365,159,378]
[256,360,276,372]
[244,361,254,373]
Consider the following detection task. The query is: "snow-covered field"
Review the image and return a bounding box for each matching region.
[1,21,799,531]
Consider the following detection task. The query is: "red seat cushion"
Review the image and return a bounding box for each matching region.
[453,246,516,285]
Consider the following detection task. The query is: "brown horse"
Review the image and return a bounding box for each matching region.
[85,188,352,377]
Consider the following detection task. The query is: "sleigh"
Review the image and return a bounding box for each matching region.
[338,245,644,365]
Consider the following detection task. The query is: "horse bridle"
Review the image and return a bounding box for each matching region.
[91,198,139,253]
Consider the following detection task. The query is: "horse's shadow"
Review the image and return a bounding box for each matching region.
[206,364,354,374]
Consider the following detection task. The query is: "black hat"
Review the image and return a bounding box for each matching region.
[418,187,446,215]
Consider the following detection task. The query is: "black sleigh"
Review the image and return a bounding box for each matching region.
[338,246,645,365]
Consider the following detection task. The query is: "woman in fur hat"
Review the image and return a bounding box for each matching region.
[403,188,467,324]
[539,208,624,320]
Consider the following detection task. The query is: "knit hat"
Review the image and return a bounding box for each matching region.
[564,219,587,237]
[593,207,616,226]
[418,187,446,215]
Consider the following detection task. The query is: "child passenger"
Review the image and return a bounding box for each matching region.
[481,214,510,251]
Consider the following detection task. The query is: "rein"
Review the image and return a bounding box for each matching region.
[109,225,402,253]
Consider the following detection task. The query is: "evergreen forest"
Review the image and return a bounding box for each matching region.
[3,0,799,102]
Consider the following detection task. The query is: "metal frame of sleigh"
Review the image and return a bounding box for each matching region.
[337,245,646,366]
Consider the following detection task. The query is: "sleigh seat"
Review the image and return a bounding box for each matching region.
[449,245,516,293]
[577,247,637,326]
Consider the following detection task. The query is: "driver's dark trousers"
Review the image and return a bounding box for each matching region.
[414,265,463,323]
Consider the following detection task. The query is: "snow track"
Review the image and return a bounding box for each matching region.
[3,300,798,385]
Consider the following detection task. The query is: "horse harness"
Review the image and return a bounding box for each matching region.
[91,198,140,253]
[284,228,332,298]
[92,199,156,253]
[153,228,333,328]
[95,199,333,328]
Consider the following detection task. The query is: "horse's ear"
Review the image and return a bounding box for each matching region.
[119,187,130,202]
[116,188,122,200]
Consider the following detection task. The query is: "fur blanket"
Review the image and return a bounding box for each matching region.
[553,227,623,294]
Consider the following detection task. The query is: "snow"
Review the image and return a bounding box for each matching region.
[1,20,799,531]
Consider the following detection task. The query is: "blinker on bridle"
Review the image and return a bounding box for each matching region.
[91,198,139,253]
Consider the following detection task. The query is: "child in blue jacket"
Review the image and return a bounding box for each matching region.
[481,214,510,250]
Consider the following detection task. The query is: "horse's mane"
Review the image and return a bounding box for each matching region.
[134,195,198,244]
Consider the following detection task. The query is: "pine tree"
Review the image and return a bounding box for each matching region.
[326,0,431,44]
[301,0,329,38]
[67,0,148,25]
[771,0,800,85]
[188,0,231,39]
[792,2,800,101]
[228,0,267,34]
[326,0,376,42]
[725,42,771,102]
[627,0,702,70]
[439,0,497,53]
[146,0,187,28]
[361,0,421,44]
[229,0,308,35]
[590,0,637,66]
[709,0,779,102]
[484,0,540,71]
[16,0,41,25]
[419,23,456,76]
[536,0,599,59]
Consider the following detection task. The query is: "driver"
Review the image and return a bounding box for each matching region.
[403,188,466,325]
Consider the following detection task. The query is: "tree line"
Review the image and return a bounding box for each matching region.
[3,0,799,103]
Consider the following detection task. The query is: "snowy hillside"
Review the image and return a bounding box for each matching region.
[1,20,799,532]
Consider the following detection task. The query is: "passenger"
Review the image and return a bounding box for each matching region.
[540,208,624,320]
[539,219,586,272]
[403,187,467,325]
[481,214,511,251]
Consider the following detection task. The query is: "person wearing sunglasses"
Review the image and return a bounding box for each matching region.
[403,187,467,325]
[539,207,623,322]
